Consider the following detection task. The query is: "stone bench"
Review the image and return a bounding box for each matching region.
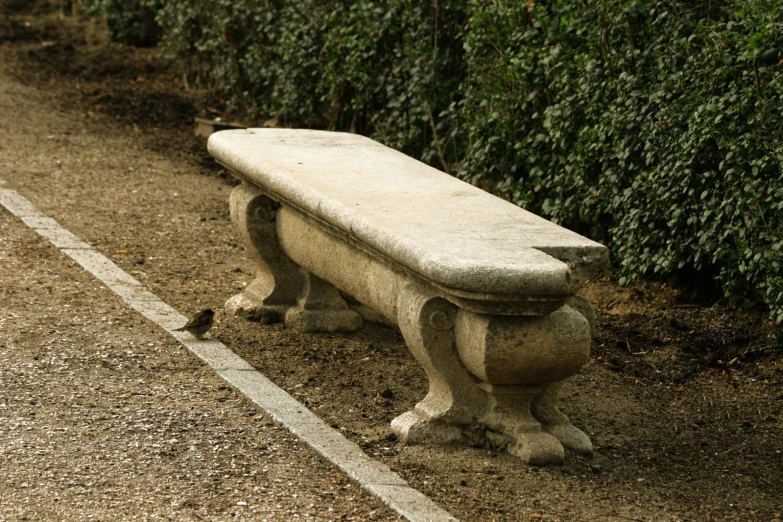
[208,129,608,465]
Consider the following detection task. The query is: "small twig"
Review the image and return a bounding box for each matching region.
[752,59,761,100]
[488,40,504,59]
[598,514,647,522]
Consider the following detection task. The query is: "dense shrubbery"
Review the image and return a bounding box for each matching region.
[83,0,783,339]
[80,0,161,46]
[456,1,782,336]
[152,0,466,166]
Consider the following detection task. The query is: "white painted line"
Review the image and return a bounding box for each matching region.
[0,189,40,216]
[0,188,459,522]
[27,221,93,249]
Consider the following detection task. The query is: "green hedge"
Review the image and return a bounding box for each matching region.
[80,0,162,46]
[457,1,783,334]
[153,0,466,166]
[456,1,782,336]
[85,0,783,339]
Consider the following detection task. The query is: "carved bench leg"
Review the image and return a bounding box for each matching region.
[455,305,592,465]
[391,284,489,445]
[479,384,565,465]
[531,382,593,455]
[521,296,593,455]
[225,183,303,323]
[284,270,362,332]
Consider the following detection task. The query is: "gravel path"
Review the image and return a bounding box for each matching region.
[0,195,405,522]
[0,39,402,522]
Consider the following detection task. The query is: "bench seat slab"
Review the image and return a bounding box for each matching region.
[209,129,607,313]
[209,129,607,464]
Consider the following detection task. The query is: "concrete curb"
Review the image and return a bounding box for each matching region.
[0,187,459,522]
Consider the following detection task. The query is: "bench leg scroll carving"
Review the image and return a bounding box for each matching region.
[392,284,489,445]
[394,295,593,465]
[225,183,303,323]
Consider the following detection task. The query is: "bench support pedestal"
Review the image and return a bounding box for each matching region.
[226,183,361,332]
[391,284,593,465]
[223,178,598,465]
[284,271,362,333]
[226,183,303,324]
[391,284,489,445]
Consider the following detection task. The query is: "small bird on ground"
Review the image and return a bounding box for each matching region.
[174,308,214,339]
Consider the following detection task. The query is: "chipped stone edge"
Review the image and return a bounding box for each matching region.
[0,188,458,522]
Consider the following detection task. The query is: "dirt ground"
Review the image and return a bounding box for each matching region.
[0,199,400,522]
[1,3,782,521]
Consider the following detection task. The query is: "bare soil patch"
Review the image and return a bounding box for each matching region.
[2,3,782,521]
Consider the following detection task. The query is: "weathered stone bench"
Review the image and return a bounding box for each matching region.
[208,129,608,465]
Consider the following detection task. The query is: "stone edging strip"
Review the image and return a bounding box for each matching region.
[0,188,459,522]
